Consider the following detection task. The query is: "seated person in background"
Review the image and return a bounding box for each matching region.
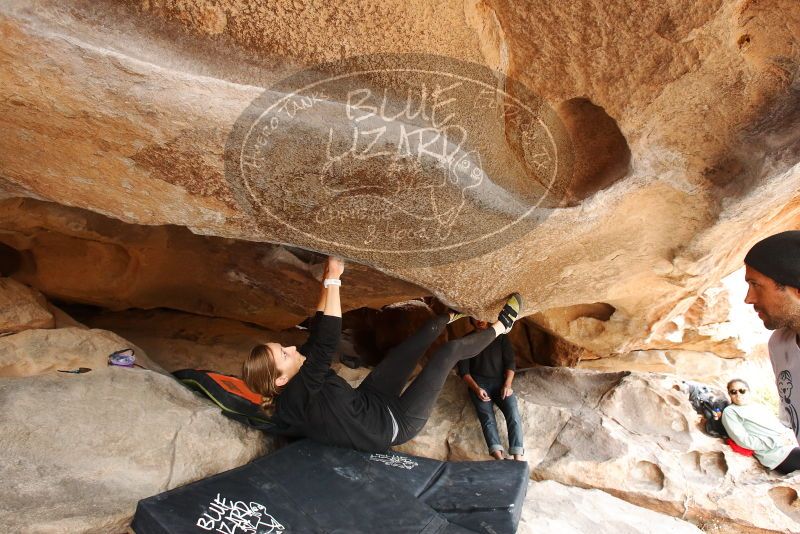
[457,319,524,460]
[721,378,800,474]
[242,255,524,453]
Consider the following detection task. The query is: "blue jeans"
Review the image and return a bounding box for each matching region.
[468,376,524,456]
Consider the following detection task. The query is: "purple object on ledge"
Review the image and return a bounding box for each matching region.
[108,348,136,368]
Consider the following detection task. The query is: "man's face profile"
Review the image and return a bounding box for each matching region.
[744,265,800,331]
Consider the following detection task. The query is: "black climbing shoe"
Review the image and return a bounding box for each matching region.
[497,293,523,333]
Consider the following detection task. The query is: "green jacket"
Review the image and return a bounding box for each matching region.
[722,403,797,469]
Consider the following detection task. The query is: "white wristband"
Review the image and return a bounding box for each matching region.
[323,278,341,288]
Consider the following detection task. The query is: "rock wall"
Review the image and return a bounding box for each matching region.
[519,480,704,534]
[0,368,270,533]
[0,277,54,334]
[0,278,271,533]
[0,0,798,354]
[0,198,426,330]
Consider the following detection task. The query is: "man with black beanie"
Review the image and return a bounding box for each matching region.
[744,230,800,443]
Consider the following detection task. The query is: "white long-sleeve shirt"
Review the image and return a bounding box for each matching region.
[722,403,797,469]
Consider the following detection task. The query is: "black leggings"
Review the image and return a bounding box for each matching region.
[357,314,497,445]
[775,447,800,474]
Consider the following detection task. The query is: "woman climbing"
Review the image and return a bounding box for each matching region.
[242,255,523,453]
[721,378,800,474]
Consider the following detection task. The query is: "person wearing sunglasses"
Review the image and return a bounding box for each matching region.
[744,231,800,438]
[720,379,800,474]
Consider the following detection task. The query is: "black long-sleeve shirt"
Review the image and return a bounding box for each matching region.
[456,334,515,379]
[273,312,394,452]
